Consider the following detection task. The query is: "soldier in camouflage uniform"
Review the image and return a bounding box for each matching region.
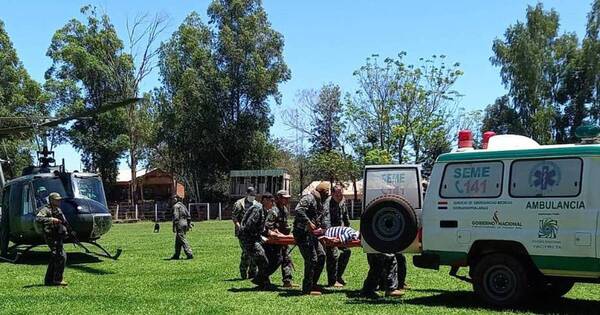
[293,182,331,296]
[265,190,296,287]
[239,193,280,289]
[171,196,193,260]
[35,192,68,286]
[232,187,258,279]
[323,185,352,288]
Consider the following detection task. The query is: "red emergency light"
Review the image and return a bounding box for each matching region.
[482,131,496,149]
[458,130,473,150]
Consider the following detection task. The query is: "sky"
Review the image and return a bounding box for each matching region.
[0,0,593,173]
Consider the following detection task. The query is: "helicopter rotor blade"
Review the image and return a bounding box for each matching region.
[40,98,141,128]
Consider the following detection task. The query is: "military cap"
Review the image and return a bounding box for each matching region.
[315,181,330,193]
[49,192,62,200]
[246,186,256,196]
[276,190,291,198]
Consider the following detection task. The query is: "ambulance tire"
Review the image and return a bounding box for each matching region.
[532,277,575,299]
[473,253,529,307]
[360,194,418,253]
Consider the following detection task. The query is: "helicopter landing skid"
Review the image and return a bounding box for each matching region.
[83,242,122,260]
[0,252,21,263]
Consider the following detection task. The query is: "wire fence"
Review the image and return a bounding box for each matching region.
[109,199,363,222]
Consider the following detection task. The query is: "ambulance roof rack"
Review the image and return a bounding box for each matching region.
[576,124,600,144]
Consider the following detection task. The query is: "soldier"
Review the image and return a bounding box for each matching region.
[171,196,193,260]
[361,253,404,299]
[232,187,258,279]
[239,193,281,289]
[293,181,330,296]
[35,192,68,286]
[265,190,296,287]
[323,185,351,288]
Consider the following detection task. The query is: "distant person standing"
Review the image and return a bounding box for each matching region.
[265,190,296,287]
[35,192,68,286]
[293,182,330,296]
[171,196,193,260]
[232,187,258,279]
[323,185,351,288]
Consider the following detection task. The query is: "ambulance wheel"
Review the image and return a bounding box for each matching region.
[532,277,574,298]
[473,253,528,307]
[360,194,418,253]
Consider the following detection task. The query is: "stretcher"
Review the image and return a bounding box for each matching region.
[264,234,362,248]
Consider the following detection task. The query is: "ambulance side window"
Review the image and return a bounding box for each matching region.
[510,158,582,198]
[439,161,504,198]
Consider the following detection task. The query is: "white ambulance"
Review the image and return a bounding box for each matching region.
[360,128,600,307]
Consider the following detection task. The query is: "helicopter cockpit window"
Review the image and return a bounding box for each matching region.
[74,176,106,206]
[33,178,67,209]
[22,185,34,214]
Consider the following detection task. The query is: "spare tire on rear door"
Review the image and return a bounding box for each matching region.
[360,194,418,253]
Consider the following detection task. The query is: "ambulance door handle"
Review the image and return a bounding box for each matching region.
[440,220,458,228]
[575,232,591,246]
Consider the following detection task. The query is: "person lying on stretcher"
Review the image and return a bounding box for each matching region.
[314,226,360,247]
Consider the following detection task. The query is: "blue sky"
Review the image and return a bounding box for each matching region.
[0,0,592,172]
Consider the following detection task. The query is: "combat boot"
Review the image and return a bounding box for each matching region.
[282,281,298,288]
[384,289,405,297]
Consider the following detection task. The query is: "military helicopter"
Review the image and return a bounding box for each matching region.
[0,98,140,263]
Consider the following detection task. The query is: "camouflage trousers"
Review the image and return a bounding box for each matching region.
[280,245,293,283]
[44,238,66,285]
[174,231,193,258]
[361,253,398,294]
[325,246,351,286]
[238,238,257,279]
[243,241,282,286]
[295,231,325,294]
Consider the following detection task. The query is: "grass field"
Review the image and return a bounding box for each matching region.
[1,221,600,314]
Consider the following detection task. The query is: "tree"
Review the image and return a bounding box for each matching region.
[491,3,579,144]
[346,53,461,167]
[0,19,47,178]
[310,84,344,153]
[123,13,167,203]
[481,96,525,135]
[153,0,290,201]
[45,6,134,188]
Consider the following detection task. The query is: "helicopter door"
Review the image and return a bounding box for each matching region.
[19,183,37,239]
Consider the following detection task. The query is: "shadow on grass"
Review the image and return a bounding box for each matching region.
[223,278,245,282]
[403,290,600,314]
[68,264,114,275]
[344,290,406,305]
[14,251,102,266]
[228,287,282,293]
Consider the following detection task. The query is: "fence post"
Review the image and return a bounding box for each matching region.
[207,203,211,221]
[115,204,119,220]
[154,203,158,222]
[218,203,222,220]
[135,204,139,220]
[351,200,355,219]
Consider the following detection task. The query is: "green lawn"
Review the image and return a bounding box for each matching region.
[1,220,600,314]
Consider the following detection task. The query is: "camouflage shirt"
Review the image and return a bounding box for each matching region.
[323,196,350,228]
[293,193,329,235]
[265,204,290,234]
[239,203,268,243]
[35,206,67,238]
[232,197,258,236]
[172,202,191,232]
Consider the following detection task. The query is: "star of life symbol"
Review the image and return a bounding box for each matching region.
[529,161,561,191]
